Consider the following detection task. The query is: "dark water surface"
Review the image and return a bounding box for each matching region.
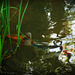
[2,0,75,75]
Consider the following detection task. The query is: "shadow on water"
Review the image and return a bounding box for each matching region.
[1,0,75,75]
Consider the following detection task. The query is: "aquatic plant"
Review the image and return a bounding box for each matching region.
[0,0,10,66]
[0,0,29,67]
[15,0,29,53]
[0,0,16,66]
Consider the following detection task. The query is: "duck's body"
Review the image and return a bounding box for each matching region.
[7,34,27,43]
[3,32,32,46]
[3,33,62,49]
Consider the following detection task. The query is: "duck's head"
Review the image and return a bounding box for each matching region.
[26,32,32,39]
[23,32,32,46]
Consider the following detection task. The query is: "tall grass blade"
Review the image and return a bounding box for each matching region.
[18,0,23,44]
[1,27,7,50]
[7,0,12,51]
[20,0,29,26]
[3,0,7,26]
[0,7,17,13]
[17,0,29,46]
[14,34,23,53]
[1,3,5,28]
[2,50,8,59]
[1,0,8,50]
[10,11,17,20]
[3,7,17,11]
[0,30,1,65]
[0,2,4,66]
[1,0,8,51]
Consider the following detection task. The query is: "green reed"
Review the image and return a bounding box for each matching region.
[14,0,29,53]
[17,0,29,45]
[14,34,23,53]
[0,0,29,66]
[7,0,12,50]
[0,1,7,66]
[17,0,23,44]
[0,0,17,66]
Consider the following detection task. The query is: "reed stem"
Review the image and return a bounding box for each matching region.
[7,0,12,51]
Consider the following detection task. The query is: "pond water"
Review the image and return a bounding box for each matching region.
[2,0,75,75]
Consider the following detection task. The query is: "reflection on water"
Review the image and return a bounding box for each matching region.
[2,0,75,75]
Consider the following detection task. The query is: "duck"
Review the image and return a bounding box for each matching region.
[4,33,63,49]
[5,32,32,46]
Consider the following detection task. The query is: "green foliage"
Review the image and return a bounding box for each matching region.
[0,0,29,66]
[18,0,23,44]
[7,0,12,50]
[0,0,11,66]
[0,1,7,66]
[14,34,23,53]
[17,0,29,45]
